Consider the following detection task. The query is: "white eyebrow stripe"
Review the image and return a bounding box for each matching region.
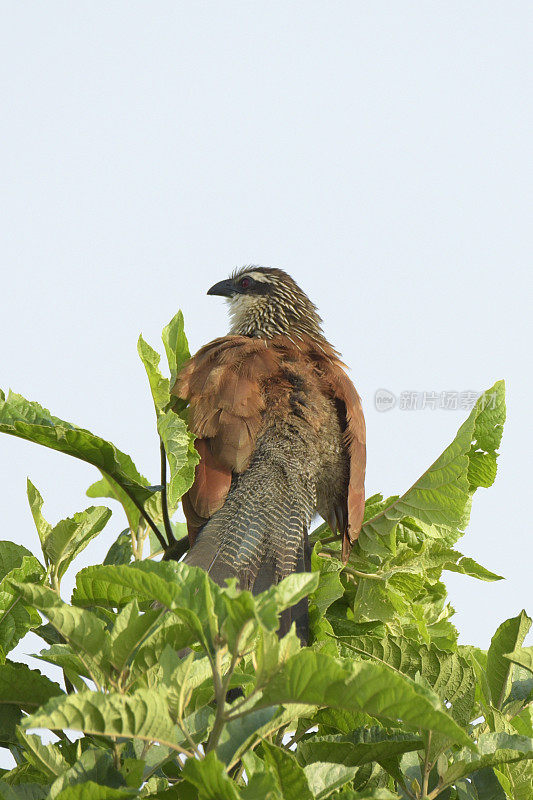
[243,271,271,283]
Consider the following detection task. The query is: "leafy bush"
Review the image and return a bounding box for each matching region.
[0,314,531,800]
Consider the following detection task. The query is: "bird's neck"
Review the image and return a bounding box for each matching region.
[227,296,326,342]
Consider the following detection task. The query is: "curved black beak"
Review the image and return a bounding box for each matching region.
[207,279,236,298]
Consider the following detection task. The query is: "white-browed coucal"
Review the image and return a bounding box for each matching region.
[173,267,365,601]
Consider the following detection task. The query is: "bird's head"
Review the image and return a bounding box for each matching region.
[207,266,324,340]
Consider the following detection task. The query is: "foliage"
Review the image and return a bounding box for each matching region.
[0,313,529,800]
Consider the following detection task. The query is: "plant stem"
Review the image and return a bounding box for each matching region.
[205,649,227,752]
[319,534,343,544]
[112,738,120,769]
[177,719,202,758]
[160,439,176,546]
[421,731,432,799]
[343,565,383,580]
[162,536,190,562]
[283,726,312,750]
[396,779,418,800]
[205,633,244,752]
[317,549,383,580]
[51,569,61,595]
[128,491,168,551]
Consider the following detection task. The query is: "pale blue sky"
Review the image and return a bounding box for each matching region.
[1,2,531,738]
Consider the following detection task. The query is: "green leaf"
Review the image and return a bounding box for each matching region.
[26,480,52,548]
[325,793,399,800]
[0,661,63,711]
[303,761,359,799]
[297,727,422,768]
[257,651,473,747]
[103,529,134,566]
[0,703,23,747]
[72,561,213,649]
[467,383,506,483]
[358,381,505,556]
[119,758,144,789]
[48,748,131,799]
[441,732,533,787]
[0,542,44,585]
[220,573,318,655]
[163,310,190,388]
[504,647,533,676]
[0,391,155,511]
[495,758,533,800]
[157,409,199,509]
[109,601,163,673]
[253,627,302,688]
[334,634,475,725]
[72,562,167,608]
[33,644,91,682]
[137,334,171,414]
[311,571,345,621]
[16,731,68,780]
[8,583,111,675]
[162,649,212,715]
[181,751,241,800]
[0,781,49,800]
[138,323,198,511]
[510,706,533,738]
[54,784,136,800]
[470,767,507,800]
[87,475,142,535]
[41,506,112,580]
[24,690,180,751]
[129,615,198,675]
[241,771,281,800]
[487,611,532,708]
[0,542,45,655]
[444,555,503,582]
[261,572,320,617]
[217,704,312,769]
[73,562,316,656]
[261,742,313,800]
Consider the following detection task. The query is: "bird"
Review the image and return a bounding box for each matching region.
[171,266,365,632]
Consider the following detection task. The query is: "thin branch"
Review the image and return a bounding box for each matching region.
[205,649,228,752]
[162,536,190,562]
[0,595,21,627]
[177,718,202,759]
[51,569,61,595]
[160,438,176,546]
[224,691,263,722]
[421,731,432,799]
[283,726,313,751]
[96,466,168,551]
[396,778,418,800]
[128,490,168,551]
[343,566,383,581]
[316,533,343,545]
[317,549,383,580]
[205,630,245,752]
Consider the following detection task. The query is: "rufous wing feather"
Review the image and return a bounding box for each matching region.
[313,343,366,563]
[171,337,272,542]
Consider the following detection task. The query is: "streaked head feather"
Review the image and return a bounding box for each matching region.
[225,265,324,341]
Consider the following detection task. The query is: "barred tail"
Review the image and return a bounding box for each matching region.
[184,445,315,594]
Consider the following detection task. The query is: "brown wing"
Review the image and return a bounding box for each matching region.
[172,336,277,544]
[297,337,366,563]
[329,366,366,562]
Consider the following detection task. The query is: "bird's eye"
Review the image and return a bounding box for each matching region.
[240,277,252,289]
